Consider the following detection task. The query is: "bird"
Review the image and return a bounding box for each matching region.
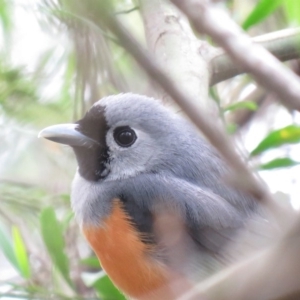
[39,93,260,299]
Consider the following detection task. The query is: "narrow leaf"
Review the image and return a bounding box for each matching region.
[226,123,237,134]
[61,211,74,232]
[40,207,73,289]
[12,226,31,279]
[94,274,125,300]
[242,0,282,30]
[0,0,12,33]
[80,256,101,269]
[82,271,125,300]
[259,157,300,170]
[282,0,300,25]
[251,125,300,156]
[224,101,258,113]
[0,223,19,271]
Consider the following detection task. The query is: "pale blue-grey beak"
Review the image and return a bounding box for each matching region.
[38,124,98,148]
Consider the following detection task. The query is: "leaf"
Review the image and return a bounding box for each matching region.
[12,226,31,279]
[33,48,56,79]
[209,87,220,105]
[282,0,300,25]
[40,207,74,289]
[251,125,300,156]
[226,123,237,134]
[259,157,300,170]
[61,211,74,232]
[223,101,258,113]
[242,0,282,30]
[0,223,19,271]
[0,0,12,34]
[81,256,101,269]
[82,271,125,300]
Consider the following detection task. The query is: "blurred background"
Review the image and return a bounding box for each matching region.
[1,0,300,299]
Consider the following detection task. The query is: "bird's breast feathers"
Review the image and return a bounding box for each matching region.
[82,199,174,298]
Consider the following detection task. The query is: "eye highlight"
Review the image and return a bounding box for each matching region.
[113,126,137,147]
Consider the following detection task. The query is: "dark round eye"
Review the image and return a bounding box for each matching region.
[113,126,137,147]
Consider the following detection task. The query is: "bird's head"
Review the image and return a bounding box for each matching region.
[39,93,194,182]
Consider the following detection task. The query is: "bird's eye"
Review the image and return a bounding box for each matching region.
[113,126,137,147]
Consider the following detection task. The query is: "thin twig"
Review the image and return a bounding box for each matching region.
[211,28,300,85]
[171,0,300,111]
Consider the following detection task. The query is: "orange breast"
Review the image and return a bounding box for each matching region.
[82,199,172,299]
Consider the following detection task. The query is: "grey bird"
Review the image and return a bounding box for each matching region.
[39,93,260,299]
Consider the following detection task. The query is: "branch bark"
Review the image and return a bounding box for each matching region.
[179,218,300,300]
[211,28,300,85]
[139,0,212,111]
[171,0,300,111]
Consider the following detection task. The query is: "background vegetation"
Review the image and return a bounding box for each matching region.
[1,0,300,299]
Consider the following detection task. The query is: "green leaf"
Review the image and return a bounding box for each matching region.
[12,226,31,279]
[242,0,282,30]
[0,223,19,271]
[223,101,258,113]
[61,211,74,232]
[0,0,12,34]
[282,0,300,25]
[251,125,300,156]
[82,271,125,300]
[80,256,101,269]
[226,123,237,134]
[40,207,74,289]
[209,87,220,105]
[259,157,300,170]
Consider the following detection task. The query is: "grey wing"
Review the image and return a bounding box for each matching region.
[150,176,265,280]
[152,176,273,274]
[158,176,247,256]
[118,174,250,258]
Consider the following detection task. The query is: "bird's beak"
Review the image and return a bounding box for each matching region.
[38,124,98,148]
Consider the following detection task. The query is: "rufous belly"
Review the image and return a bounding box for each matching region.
[83,200,173,299]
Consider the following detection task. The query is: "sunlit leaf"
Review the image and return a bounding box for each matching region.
[12,226,31,279]
[223,101,258,112]
[251,125,300,156]
[0,223,19,271]
[259,157,300,170]
[242,0,282,30]
[40,207,74,289]
[282,0,300,25]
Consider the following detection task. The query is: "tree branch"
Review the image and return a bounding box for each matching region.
[139,0,212,111]
[211,28,300,85]
[179,217,300,300]
[171,0,300,111]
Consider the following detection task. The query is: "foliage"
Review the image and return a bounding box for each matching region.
[251,125,300,156]
[242,0,282,30]
[1,0,300,299]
